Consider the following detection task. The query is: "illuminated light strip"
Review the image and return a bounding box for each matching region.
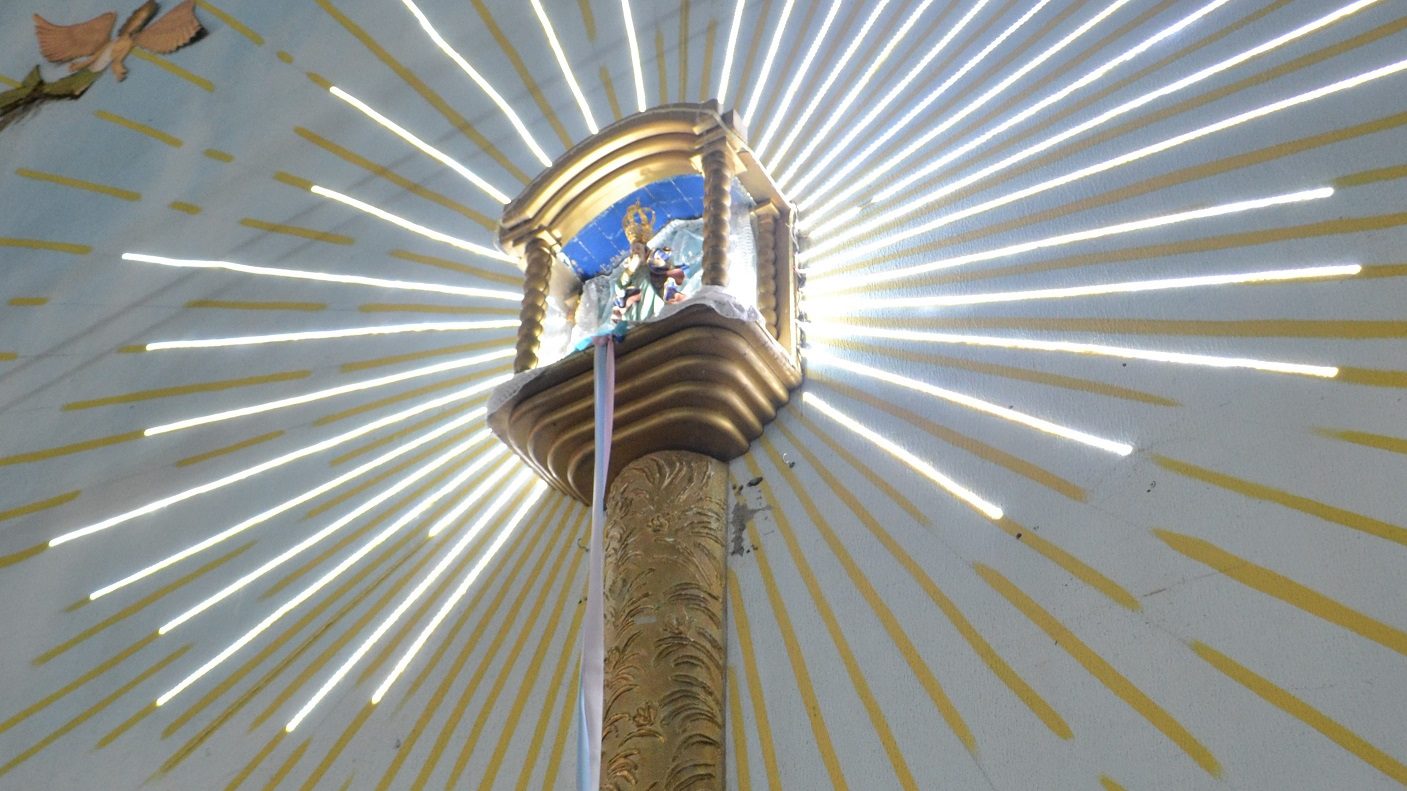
[805,264,1363,312]
[327,86,509,203]
[155,456,514,709]
[88,417,492,601]
[144,321,519,350]
[803,324,1339,378]
[777,0,939,187]
[144,349,513,436]
[398,0,552,166]
[123,252,519,300]
[620,0,646,112]
[157,437,504,641]
[716,0,747,104]
[741,0,796,125]
[528,0,598,134]
[803,393,1003,519]
[752,0,843,160]
[807,349,1133,455]
[47,380,505,548]
[371,475,546,705]
[767,0,892,168]
[807,0,1388,245]
[282,461,529,731]
[310,185,515,263]
[804,0,1237,222]
[790,0,1016,196]
[806,187,1335,284]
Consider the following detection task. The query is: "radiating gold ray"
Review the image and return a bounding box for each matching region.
[304,431,488,523]
[600,66,622,122]
[187,300,327,311]
[168,201,202,215]
[976,564,1221,776]
[261,737,311,790]
[96,699,158,750]
[0,237,90,255]
[678,0,691,100]
[330,400,486,467]
[0,632,157,739]
[293,127,495,230]
[699,18,717,100]
[1316,428,1407,456]
[358,303,519,316]
[1099,775,1128,791]
[467,0,573,149]
[194,0,264,45]
[239,218,354,246]
[0,490,79,524]
[513,619,581,789]
[577,0,597,41]
[176,432,285,468]
[277,51,294,64]
[655,26,669,105]
[7,297,48,306]
[995,514,1141,611]
[297,703,373,791]
[726,667,754,789]
[727,572,783,790]
[63,370,310,412]
[389,250,521,286]
[1153,455,1407,548]
[131,50,214,91]
[273,171,315,191]
[756,438,975,755]
[15,168,141,202]
[94,110,183,147]
[1336,366,1407,389]
[870,316,1407,341]
[204,148,235,163]
[222,732,284,791]
[733,0,775,115]
[790,413,927,524]
[771,422,1073,739]
[312,366,509,426]
[819,378,1087,501]
[730,467,850,789]
[0,431,144,469]
[0,543,48,569]
[314,0,529,183]
[1156,530,1407,657]
[541,654,582,791]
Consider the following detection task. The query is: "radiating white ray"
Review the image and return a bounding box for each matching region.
[777,0,940,187]
[47,381,505,548]
[156,438,506,639]
[807,349,1133,455]
[287,470,538,730]
[766,0,892,168]
[802,0,1238,223]
[311,185,516,263]
[144,349,513,437]
[529,0,598,134]
[803,392,1004,519]
[144,321,519,351]
[620,0,647,112]
[89,417,493,601]
[803,324,1340,378]
[156,452,514,708]
[397,0,552,166]
[371,474,545,706]
[716,0,747,105]
[328,86,510,204]
[804,265,1363,314]
[805,187,1334,283]
[807,0,1389,244]
[123,253,519,301]
[753,0,843,160]
[789,0,1018,196]
[741,0,796,126]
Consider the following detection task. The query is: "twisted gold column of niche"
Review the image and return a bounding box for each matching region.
[514,234,554,373]
[700,146,734,287]
[753,204,779,337]
[601,451,728,790]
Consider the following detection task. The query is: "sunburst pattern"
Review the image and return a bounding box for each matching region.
[2,1,1407,789]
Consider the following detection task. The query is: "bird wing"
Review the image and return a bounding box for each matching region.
[133,0,203,54]
[32,12,117,63]
[119,2,159,37]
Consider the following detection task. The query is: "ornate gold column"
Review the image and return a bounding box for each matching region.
[514,234,553,373]
[700,145,734,287]
[600,451,728,790]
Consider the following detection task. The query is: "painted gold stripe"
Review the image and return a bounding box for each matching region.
[187,299,326,311]
[262,738,311,790]
[297,704,373,791]
[1192,641,1407,784]
[727,574,783,791]
[757,438,974,757]
[168,201,202,215]
[727,667,753,789]
[329,398,485,467]
[773,421,1072,738]
[821,377,1087,501]
[1338,366,1407,389]
[63,369,310,411]
[1336,162,1407,188]
[1317,428,1407,456]
[338,337,513,374]
[733,0,774,114]
[577,0,596,41]
[1001,514,1140,611]
[678,0,691,101]
[94,110,182,147]
[293,126,495,230]
[0,543,46,569]
[195,0,264,45]
[0,352,15,362]
[358,302,518,316]
[313,365,509,426]
[176,432,284,469]
[8,297,48,306]
[600,66,622,122]
[389,249,520,286]
[0,644,191,778]
[239,218,354,246]
[274,171,315,191]
[16,168,140,201]
[203,148,234,163]
[1360,263,1407,279]
[0,237,90,255]
[96,700,157,750]
[0,430,144,468]
[699,19,716,101]
[131,49,214,91]
[880,316,1407,340]
[37,542,253,667]
[656,26,669,105]
[468,0,572,149]
[315,0,528,183]
[1153,455,1407,549]
[976,564,1220,776]
[277,51,294,64]
[791,412,927,525]
[514,590,585,791]
[221,733,285,791]
[1099,776,1128,791]
[1157,530,1407,657]
[541,654,582,791]
[0,632,157,738]
[304,71,333,90]
[0,490,79,524]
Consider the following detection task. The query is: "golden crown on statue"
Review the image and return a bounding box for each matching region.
[621,199,657,244]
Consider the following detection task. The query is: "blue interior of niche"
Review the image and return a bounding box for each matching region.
[562,174,706,279]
